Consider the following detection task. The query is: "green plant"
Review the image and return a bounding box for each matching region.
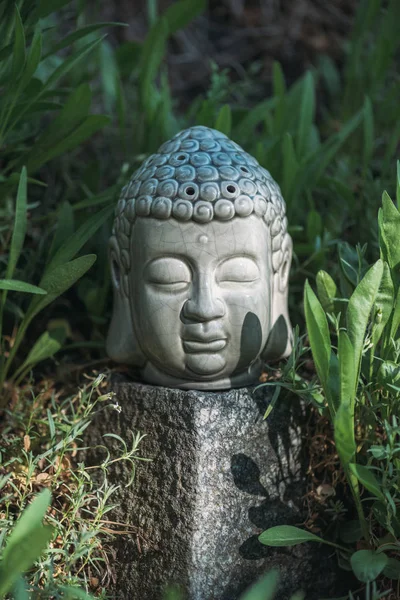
[0,373,146,598]
[259,173,400,592]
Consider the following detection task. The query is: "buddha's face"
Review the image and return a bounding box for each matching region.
[129,215,271,386]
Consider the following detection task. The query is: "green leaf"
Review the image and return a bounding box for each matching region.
[362,96,374,171]
[43,22,127,60]
[21,327,67,369]
[334,403,356,464]
[379,192,400,280]
[239,570,279,600]
[26,115,110,173]
[138,17,168,110]
[48,201,74,259]
[281,133,298,199]
[12,5,26,79]
[215,104,231,136]
[6,167,27,281]
[12,577,29,600]
[372,261,394,347]
[350,550,388,583]
[349,464,385,501]
[306,209,322,243]
[377,361,400,392]
[346,260,384,376]
[390,287,400,341]
[163,0,206,34]
[383,558,400,580]
[316,271,338,314]
[0,489,53,597]
[339,330,357,404]
[0,279,46,294]
[28,254,97,320]
[304,280,331,391]
[258,525,324,547]
[19,28,42,90]
[46,204,113,272]
[296,72,315,157]
[272,61,286,134]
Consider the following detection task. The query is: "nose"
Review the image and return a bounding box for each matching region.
[181,277,225,323]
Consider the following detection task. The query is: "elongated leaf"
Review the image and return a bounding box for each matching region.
[28,254,97,319]
[259,525,325,547]
[48,201,74,259]
[21,327,66,369]
[362,96,374,171]
[304,280,331,389]
[296,72,315,157]
[12,577,29,600]
[350,550,388,583]
[0,279,46,294]
[339,330,357,403]
[379,192,400,279]
[273,61,286,134]
[349,464,385,501]
[334,403,356,464]
[19,28,42,91]
[239,570,279,600]
[6,167,27,280]
[390,287,400,340]
[346,260,384,374]
[43,22,127,60]
[372,261,394,347]
[215,104,231,136]
[12,6,26,79]
[163,0,206,34]
[316,270,338,314]
[282,133,298,199]
[138,17,168,109]
[47,204,112,271]
[0,525,53,597]
[26,115,110,172]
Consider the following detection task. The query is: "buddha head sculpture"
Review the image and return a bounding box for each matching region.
[107,126,292,390]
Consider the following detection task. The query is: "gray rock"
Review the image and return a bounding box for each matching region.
[87,379,340,599]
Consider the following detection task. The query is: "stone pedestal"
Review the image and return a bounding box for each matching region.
[88,379,338,599]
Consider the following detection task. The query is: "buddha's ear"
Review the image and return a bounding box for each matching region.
[262,234,293,362]
[106,237,146,366]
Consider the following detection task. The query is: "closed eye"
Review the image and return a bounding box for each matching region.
[217,256,260,283]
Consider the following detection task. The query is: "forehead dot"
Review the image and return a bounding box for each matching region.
[198,234,209,245]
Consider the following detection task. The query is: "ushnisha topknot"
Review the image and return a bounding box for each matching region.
[112,125,290,276]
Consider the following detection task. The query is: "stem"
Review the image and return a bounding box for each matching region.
[347,467,370,542]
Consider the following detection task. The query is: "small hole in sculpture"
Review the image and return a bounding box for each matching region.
[240,166,249,173]
[186,187,195,195]
[227,185,235,193]
[112,259,121,288]
[178,155,186,160]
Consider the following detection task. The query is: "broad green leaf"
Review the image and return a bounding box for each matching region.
[296,72,315,157]
[28,254,97,319]
[215,104,231,136]
[272,61,286,134]
[372,261,394,347]
[26,115,110,172]
[259,525,324,547]
[339,330,356,404]
[21,327,67,369]
[349,464,385,501]
[334,403,356,464]
[346,260,384,375]
[0,279,46,294]
[6,167,27,280]
[239,570,279,600]
[327,351,340,413]
[304,280,331,389]
[12,577,29,600]
[7,489,51,542]
[0,525,53,597]
[350,550,388,583]
[163,0,206,34]
[12,6,26,79]
[47,204,113,272]
[316,270,338,314]
[390,287,400,341]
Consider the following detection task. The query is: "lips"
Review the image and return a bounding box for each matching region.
[182,339,227,353]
